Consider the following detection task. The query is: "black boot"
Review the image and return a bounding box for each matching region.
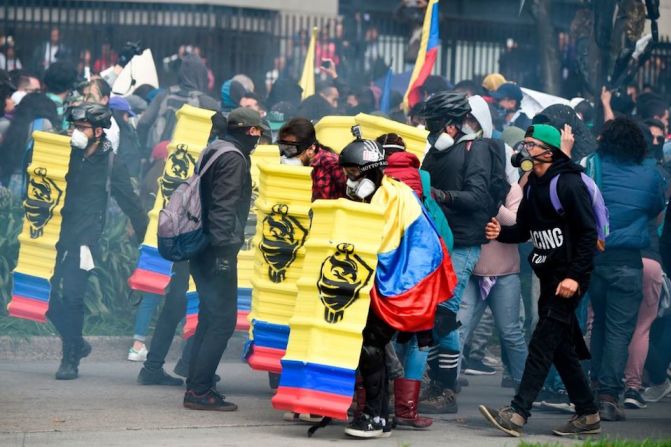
[55,343,79,380]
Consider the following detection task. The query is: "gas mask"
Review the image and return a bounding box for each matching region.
[71,129,91,150]
[280,155,304,166]
[511,142,552,172]
[461,123,478,136]
[346,177,377,201]
[428,132,455,151]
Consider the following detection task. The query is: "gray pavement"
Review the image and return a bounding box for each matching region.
[1,336,670,446]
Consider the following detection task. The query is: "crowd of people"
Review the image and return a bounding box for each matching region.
[1,27,671,441]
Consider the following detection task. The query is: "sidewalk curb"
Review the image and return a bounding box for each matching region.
[0,333,247,361]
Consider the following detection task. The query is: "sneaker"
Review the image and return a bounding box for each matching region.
[483,354,502,368]
[598,397,626,422]
[552,413,601,436]
[478,405,525,437]
[643,379,671,403]
[624,388,647,409]
[418,385,458,414]
[344,413,384,438]
[138,367,184,386]
[541,390,575,414]
[464,359,496,376]
[183,388,237,411]
[127,345,148,362]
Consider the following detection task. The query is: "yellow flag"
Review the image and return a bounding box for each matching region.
[300,27,318,100]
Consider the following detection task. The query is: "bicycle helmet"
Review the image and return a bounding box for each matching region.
[67,102,113,129]
[339,138,387,173]
[420,91,471,134]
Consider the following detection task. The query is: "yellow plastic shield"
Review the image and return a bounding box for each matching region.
[272,198,385,420]
[9,131,72,321]
[246,161,313,373]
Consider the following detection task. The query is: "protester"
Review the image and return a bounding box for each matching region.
[183,107,260,411]
[492,82,531,130]
[587,117,666,421]
[419,91,495,414]
[137,54,219,152]
[296,80,339,122]
[276,117,346,200]
[43,61,77,130]
[31,27,70,73]
[479,124,600,437]
[48,103,147,380]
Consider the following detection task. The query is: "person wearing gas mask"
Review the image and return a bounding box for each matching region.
[277,117,347,201]
[337,133,456,438]
[479,124,601,438]
[48,103,147,380]
[418,91,495,414]
[183,107,260,411]
[492,82,531,131]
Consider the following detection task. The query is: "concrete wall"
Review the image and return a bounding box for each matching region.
[83,0,338,15]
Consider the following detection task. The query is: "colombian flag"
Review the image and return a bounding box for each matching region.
[403,0,440,109]
[370,177,456,331]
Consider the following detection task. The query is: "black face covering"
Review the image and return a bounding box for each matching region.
[228,128,259,154]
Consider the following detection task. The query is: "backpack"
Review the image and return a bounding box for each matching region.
[530,159,610,251]
[157,142,244,261]
[471,139,511,216]
[419,169,454,252]
[149,86,203,149]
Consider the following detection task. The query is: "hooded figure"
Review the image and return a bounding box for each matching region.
[532,104,597,162]
[137,54,219,151]
[466,95,519,185]
[220,79,247,112]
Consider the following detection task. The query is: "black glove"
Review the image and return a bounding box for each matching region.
[118,41,143,68]
[431,187,451,204]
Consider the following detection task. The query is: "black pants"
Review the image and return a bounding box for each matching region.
[47,249,90,346]
[511,279,597,419]
[187,249,238,394]
[359,312,396,419]
[144,261,190,371]
[646,314,671,385]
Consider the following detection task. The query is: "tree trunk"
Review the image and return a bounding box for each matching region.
[532,0,561,95]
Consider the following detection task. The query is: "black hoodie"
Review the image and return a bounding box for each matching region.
[498,157,597,320]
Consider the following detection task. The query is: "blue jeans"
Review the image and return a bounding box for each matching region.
[440,246,481,313]
[589,264,644,399]
[133,293,162,342]
[430,246,480,389]
[458,274,528,383]
[395,336,429,381]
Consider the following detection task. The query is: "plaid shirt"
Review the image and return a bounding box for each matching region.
[311,148,347,202]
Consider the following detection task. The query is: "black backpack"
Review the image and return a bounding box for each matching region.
[479,138,511,216]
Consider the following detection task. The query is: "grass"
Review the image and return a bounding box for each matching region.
[0,195,139,338]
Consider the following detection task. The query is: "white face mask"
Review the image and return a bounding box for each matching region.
[280,155,303,166]
[461,123,477,135]
[433,132,455,151]
[346,177,377,201]
[71,129,90,150]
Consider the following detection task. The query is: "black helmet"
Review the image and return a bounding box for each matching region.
[339,139,387,173]
[421,91,471,133]
[67,102,112,129]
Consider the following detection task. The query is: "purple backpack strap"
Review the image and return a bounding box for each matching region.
[549,174,563,214]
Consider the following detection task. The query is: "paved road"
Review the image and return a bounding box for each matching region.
[1,339,670,446]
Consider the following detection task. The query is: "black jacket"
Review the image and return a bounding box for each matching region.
[498,158,597,319]
[421,138,494,247]
[199,136,252,257]
[660,204,671,275]
[58,139,148,250]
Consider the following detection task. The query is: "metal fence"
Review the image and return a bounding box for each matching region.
[1,1,669,102]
